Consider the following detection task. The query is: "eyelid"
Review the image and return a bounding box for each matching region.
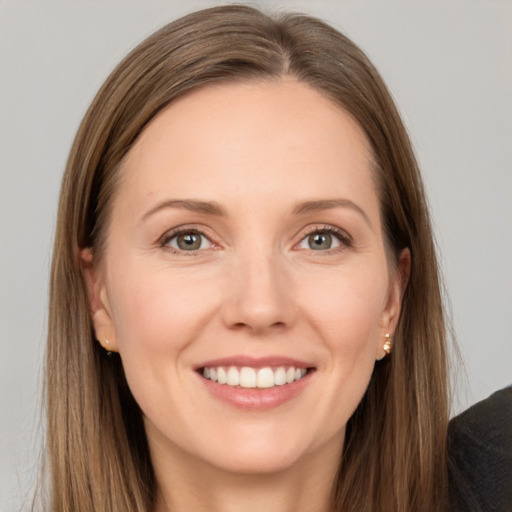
[294,225,353,251]
[158,224,219,253]
[156,223,352,254]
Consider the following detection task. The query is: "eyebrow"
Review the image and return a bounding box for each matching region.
[141,197,371,227]
[141,199,227,221]
[292,199,372,227]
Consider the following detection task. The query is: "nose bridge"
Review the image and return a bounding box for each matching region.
[223,241,295,333]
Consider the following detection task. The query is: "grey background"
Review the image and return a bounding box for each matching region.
[1,1,511,509]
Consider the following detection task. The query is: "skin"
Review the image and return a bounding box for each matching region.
[82,79,409,512]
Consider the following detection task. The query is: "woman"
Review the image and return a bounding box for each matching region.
[44,5,450,511]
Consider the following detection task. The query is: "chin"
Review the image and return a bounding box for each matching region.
[207,448,304,476]
[195,429,321,476]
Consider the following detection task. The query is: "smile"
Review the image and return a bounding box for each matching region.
[202,366,309,389]
[196,357,315,409]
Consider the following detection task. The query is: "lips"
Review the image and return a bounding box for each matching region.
[196,356,315,410]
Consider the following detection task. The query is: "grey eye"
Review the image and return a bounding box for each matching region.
[309,233,332,250]
[167,232,209,251]
[299,231,342,251]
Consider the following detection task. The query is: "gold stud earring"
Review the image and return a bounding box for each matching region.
[104,338,113,357]
[383,333,392,355]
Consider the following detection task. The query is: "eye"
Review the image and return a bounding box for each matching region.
[164,230,212,252]
[298,228,349,251]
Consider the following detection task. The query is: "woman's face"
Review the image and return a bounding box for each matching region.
[84,80,407,476]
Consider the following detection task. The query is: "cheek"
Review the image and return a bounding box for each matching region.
[105,262,222,419]
[109,262,219,354]
[299,262,387,417]
[301,265,388,354]
[287,263,389,451]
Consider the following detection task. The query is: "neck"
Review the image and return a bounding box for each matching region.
[152,440,341,512]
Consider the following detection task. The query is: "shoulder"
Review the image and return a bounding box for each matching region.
[448,386,512,512]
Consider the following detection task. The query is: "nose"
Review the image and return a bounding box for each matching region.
[221,251,296,335]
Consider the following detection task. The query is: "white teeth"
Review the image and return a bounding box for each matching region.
[202,365,309,388]
[217,367,227,384]
[226,366,240,386]
[274,366,286,386]
[239,367,257,388]
[256,367,275,388]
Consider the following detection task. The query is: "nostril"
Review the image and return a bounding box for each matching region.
[228,320,287,333]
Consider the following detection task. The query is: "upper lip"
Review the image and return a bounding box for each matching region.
[195,355,314,370]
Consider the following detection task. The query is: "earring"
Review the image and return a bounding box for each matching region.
[383,333,392,355]
[104,338,113,357]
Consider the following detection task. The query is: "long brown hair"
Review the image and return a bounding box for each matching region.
[43,5,449,511]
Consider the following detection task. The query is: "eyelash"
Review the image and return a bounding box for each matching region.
[159,227,215,256]
[299,225,353,254]
[158,225,352,255]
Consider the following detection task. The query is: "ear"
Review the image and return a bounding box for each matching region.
[376,247,411,360]
[79,248,119,352]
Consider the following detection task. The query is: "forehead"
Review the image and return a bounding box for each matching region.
[117,79,378,218]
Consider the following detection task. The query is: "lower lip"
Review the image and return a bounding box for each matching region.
[198,371,313,410]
